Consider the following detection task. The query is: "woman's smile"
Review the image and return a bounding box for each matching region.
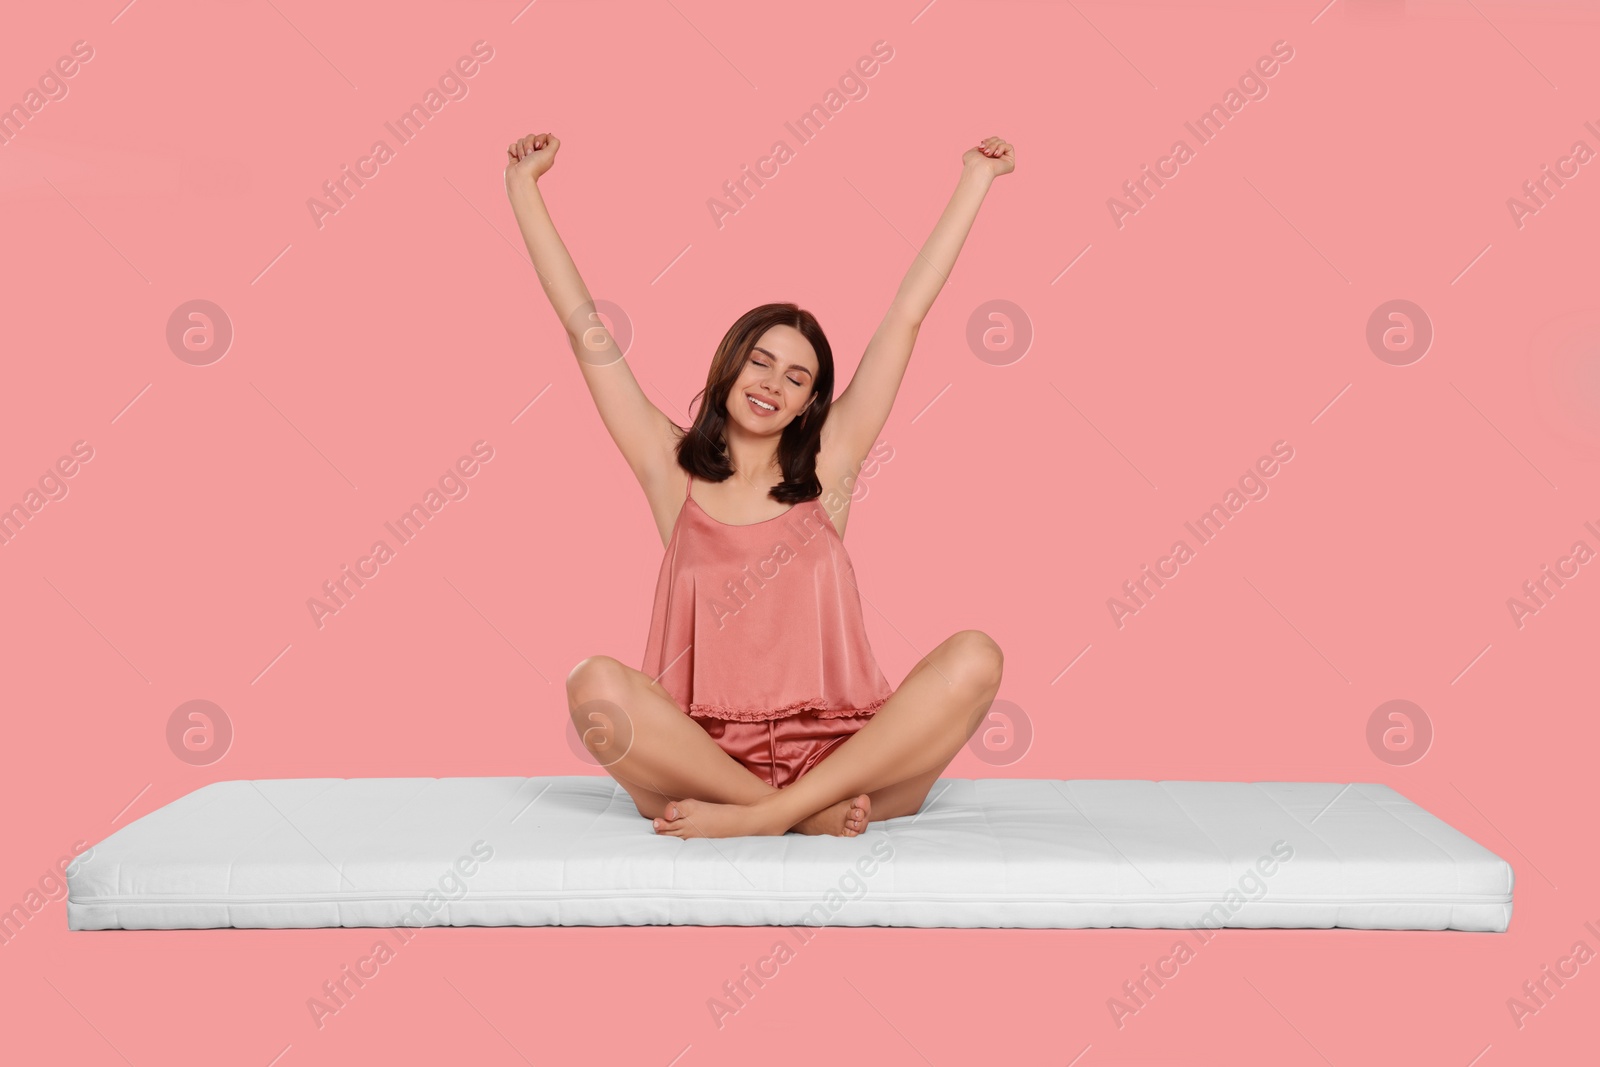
[745,392,781,417]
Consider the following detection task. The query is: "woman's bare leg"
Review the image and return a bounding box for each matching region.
[653,629,1003,838]
[566,656,871,834]
[864,767,944,822]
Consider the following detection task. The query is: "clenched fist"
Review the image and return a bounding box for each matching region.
[505,132,559,190]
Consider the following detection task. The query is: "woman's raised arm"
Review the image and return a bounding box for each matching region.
[826,137,1016,466]
[503,133,681,493]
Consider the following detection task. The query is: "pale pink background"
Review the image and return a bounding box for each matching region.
[2,0,1597,1063]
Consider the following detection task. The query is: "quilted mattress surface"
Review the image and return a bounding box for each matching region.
[65,776,1514,931]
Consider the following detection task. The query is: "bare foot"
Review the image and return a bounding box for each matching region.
[793,794,872,837]
[652,797,785,839]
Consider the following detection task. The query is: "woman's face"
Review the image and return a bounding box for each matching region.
[727,325,819,433]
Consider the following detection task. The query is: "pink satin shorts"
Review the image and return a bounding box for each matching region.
[695,712,873,789]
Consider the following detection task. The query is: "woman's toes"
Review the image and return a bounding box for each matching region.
[653,801,689,834]
[659,798,704,834]
[857,796,873,831]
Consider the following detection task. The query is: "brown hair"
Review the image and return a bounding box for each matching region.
[676,302,835,504]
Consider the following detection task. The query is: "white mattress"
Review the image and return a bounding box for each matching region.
[65,776,1514,932]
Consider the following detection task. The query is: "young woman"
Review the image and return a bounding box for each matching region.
[505,131,1015,839]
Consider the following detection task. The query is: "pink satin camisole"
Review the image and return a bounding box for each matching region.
[640,472,894,723]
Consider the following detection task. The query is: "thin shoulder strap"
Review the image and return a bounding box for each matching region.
[685,473,693,500]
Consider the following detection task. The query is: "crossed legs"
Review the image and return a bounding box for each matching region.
[564,655,871,835]
[565,629,1004,838]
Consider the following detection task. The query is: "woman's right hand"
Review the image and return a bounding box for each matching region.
[505,132,559,191]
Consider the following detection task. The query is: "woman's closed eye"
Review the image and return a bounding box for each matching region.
[751,357,805,387]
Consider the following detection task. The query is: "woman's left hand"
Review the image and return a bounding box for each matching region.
[963,136,1015,178]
